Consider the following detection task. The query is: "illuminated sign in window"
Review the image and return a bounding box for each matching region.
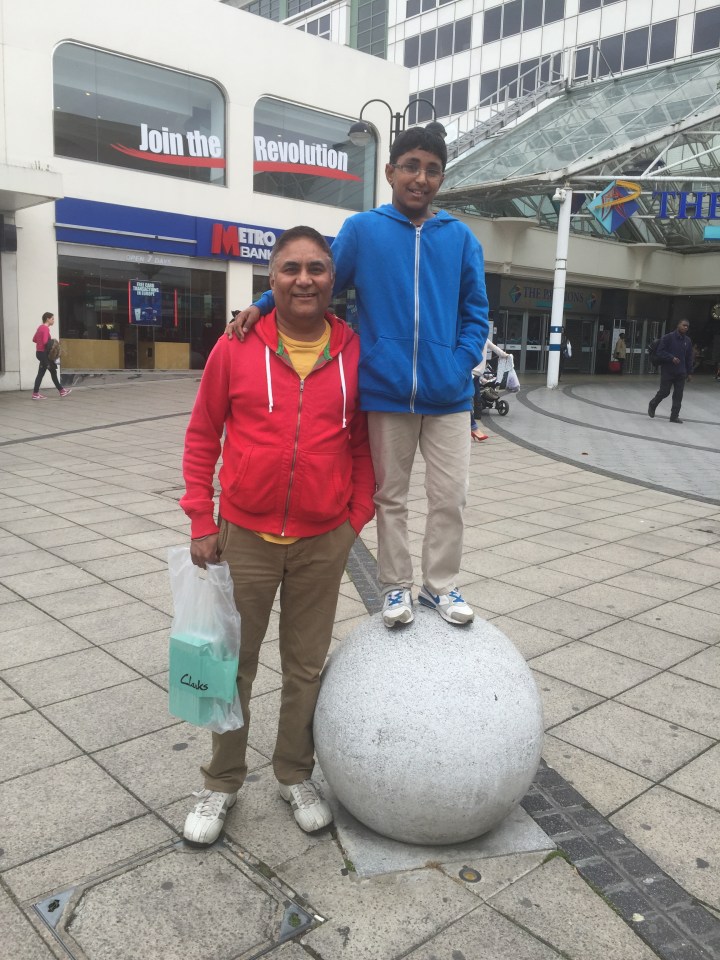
[253,98,376,212]
[53,43,226,185]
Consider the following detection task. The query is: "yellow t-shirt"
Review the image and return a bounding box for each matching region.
[257,323,331,544]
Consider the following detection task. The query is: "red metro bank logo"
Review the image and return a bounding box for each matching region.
[112,123,225,169]
[253,136,361,182]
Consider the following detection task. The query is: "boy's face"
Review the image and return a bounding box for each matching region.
[385,148,444,222]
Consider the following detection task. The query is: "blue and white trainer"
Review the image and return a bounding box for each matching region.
[382,588,414,627]
[418,585,474,625]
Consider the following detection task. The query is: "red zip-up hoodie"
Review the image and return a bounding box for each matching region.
[181,310,375,540]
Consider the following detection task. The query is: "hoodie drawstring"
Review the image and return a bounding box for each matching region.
[265,345,274,413]
[338,350,347,428]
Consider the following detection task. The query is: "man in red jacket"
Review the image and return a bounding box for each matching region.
[180,226,375,845]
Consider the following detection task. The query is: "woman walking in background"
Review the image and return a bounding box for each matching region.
[32,312,71,400]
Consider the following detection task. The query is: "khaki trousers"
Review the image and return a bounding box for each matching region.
[201,519,356,793]
[368,410,470,597]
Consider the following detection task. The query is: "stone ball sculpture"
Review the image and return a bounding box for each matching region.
[314,609,543,845]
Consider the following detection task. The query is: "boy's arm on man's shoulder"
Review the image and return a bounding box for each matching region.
[454,233,490,372]
[329,217,358,297]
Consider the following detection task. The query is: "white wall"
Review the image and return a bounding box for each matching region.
[0,0,408,389]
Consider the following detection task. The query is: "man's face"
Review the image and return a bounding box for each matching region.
[678,320,689,335]
[385,148,445,221]
[48,315,55,326]
[269,238,334,327]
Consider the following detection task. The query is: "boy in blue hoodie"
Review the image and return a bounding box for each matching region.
[230,127,489,628]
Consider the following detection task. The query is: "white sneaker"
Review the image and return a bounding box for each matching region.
[418,585,474,625]
[382,588,414,628]
[278,779,333,832]
[183,788,237,845]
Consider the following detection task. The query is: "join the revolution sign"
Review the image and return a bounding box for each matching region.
[253,98,376,213]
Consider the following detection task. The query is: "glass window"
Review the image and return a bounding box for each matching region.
[502,0,522,37]
[406,0,420,15]
[420,30,436,63]
[439,0,454,6]
[651,18,677,62]
[543,0,564,24]
[523,0,542,31]
[416,90,434,122]
[57,254,226,371]
[434,83,452,118]
[421,0,436,10]
[483,4,502,43]
[693,9,720,55]
[574,45,590,79]
[623,26,648,70]
[404,35,420,66]
[578,0,600,9]
[480,70,499,103]
[521,58,539,94]
[499,64,519,100]
[253,98,376,212]
[454,17,472,52]
[598,33,623,76]
[450,78,469,113]
[53,43,226,185]
[437,23,454,58]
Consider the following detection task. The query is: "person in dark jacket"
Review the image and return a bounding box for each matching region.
[648,319,693,423]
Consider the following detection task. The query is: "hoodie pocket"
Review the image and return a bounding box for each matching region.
[360,337,414,401]
[294,449,352,522]
[415,343,468,406]
[224,445,285,516]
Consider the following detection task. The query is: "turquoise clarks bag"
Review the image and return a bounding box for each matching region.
[167,545,243,732]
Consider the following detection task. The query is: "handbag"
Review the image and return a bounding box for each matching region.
[167,545,243,732]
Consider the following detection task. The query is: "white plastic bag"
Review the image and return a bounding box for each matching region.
[167,545,243,733]
[506,369,521,393]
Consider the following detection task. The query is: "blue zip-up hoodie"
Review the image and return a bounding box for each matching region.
[256,205,489,415]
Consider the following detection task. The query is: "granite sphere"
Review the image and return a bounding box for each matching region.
[314,609,543,845]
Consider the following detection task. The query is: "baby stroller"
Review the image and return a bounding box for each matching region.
[474,355,518,418]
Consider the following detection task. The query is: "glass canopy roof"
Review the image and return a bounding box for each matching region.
[438,53,720,253]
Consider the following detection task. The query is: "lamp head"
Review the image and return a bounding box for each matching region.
[348,120,374,146]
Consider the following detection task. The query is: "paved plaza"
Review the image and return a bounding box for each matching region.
[0,372,719,960]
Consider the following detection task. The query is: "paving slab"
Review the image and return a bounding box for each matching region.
[671,646,720,688]
[529,641,659,698]
[0,886,57,960]
[663,743,720,813]
[42,678,176,751]
[617,672,720,738]
[405,902,562,959]
[0,622,91,671]
[280,837,480,960]
[0,756,145,870]
[611,786,720,911]
[1,646,140,706]
[0,678,32,719]
[489,856,659,960]
[531,672,603,728]
[0,710,80,781]
[632,602,720,644]
[580,619,707,669]
[541,735,653,816]
[551,700,713,780]
[507,597,620,640]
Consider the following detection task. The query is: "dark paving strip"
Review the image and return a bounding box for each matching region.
[524,764,720,960]
[347,538,720,960]
[0,411,193,448]
[516,386,719,455]
[564,384,720,427]
[488,397,720,507]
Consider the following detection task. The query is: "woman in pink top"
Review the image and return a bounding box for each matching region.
[32,312,71,399]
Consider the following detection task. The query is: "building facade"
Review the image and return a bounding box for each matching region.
[0,0,408,390]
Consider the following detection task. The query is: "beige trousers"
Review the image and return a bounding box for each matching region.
[201,519,356,793]
[367,410,470,596]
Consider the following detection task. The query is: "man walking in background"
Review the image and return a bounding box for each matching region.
[648,319,693,423]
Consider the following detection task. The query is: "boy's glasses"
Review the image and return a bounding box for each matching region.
[391,162,445,182]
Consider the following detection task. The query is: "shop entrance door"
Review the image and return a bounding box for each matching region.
[526,314,549,372]
[564,316,597,373]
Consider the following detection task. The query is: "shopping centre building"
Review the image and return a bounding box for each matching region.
[1,0,719,389]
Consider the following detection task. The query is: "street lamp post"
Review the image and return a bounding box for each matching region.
[348,98,446,147]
